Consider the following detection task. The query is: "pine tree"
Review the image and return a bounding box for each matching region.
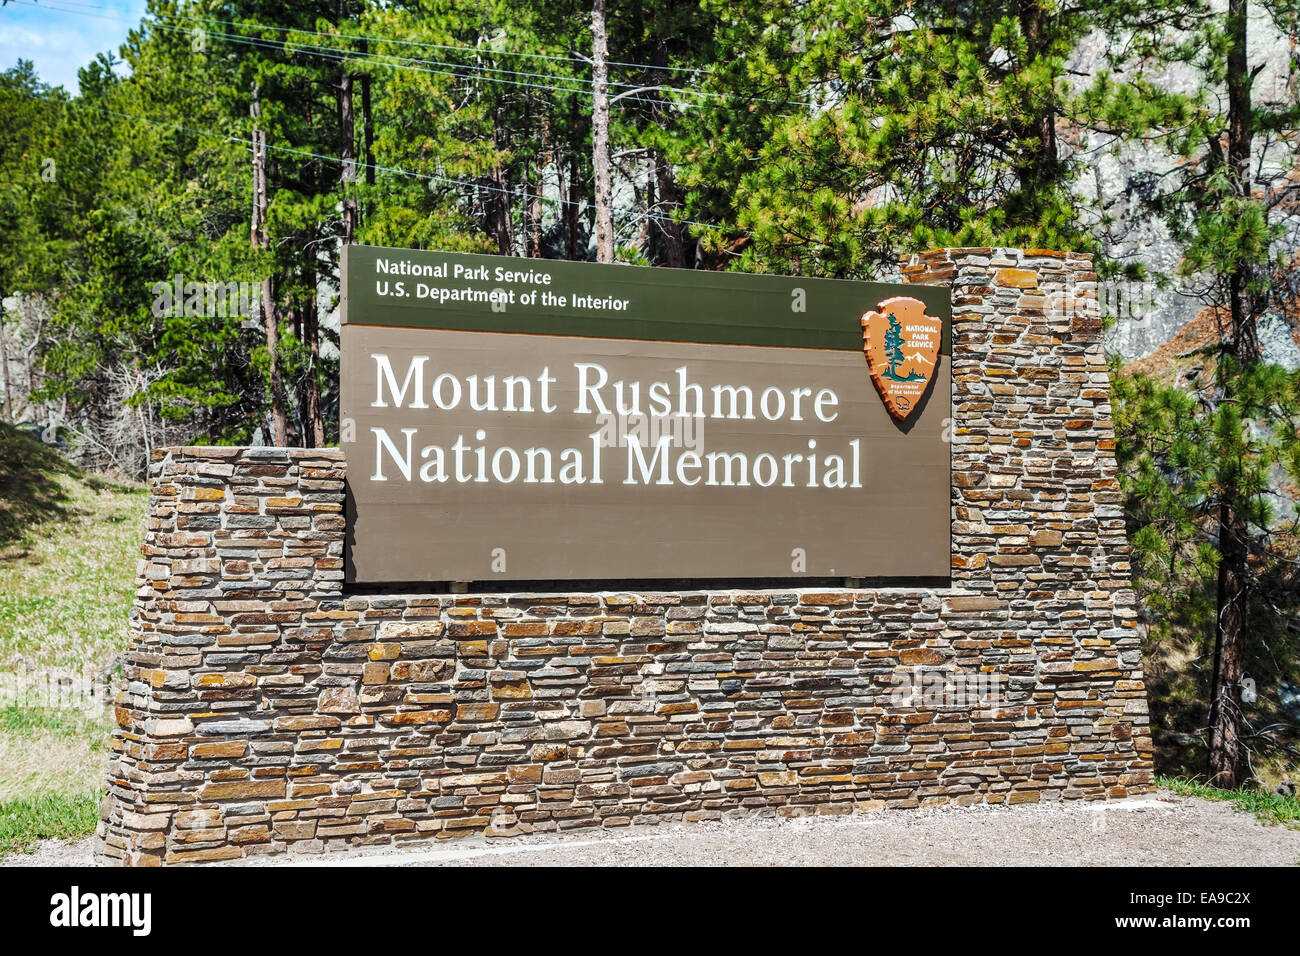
[1099,0,1300,786]
[883,313,904,380]
[677,0,1098,277]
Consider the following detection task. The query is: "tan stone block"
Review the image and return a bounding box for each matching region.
[900,647,944,665]
[390,660,448,682]
[379,620,445,639]
[942,596,1002,612]
[121,811,171,831]
[491,676,532,700]
[799,592,854,606]
[508,764,543,784]
[457,702,500,722]
[199,779,286,801]
[988,554,1040,566]
[133,831,167,851]
[656,701,698,716]
[274,821,317,841]
[175,809,223,829]
[319,686,360,714]
[165,846,243,864]
[229,825,271,844]
[383,709,452,725]
[274,715,341,731]
[151,717,193,737]
[144,743,188,761]
[174,826,226,844]
[190,740,248,759]
[448,621,497,637]
[1073,658,1120,672]
[196,672,257,688]
[994,268,1039,288]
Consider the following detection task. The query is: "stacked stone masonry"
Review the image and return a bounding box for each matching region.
[96,248,1153,865]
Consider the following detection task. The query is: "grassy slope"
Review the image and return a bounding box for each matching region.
[0,424,146,855]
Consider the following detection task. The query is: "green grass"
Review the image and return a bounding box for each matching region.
[0,425,146,673]
[0,791,100,856]
[0,702,112,737]
[0,424,82,546]
[0,423,145,858]
[1158,775,1300,828]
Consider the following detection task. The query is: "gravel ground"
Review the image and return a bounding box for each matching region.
[8,790,1300,867]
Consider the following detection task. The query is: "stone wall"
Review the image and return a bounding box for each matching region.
[95,248,1153,865]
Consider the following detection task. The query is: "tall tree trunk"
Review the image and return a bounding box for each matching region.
[489,98,514,256]
[654,151,685,268]
[339,0,358,246]
[0,295,13,424]
[1207,0,1257,789]
[1226,0,1259,364]
[1209,498,1247,787]
[303,261,324,447]
[591,0,615,263]
[565,101,582,260]
[362,68,374,188]
[251,82,288,447]
[527,111,547,258]
[360,43,374,233]
[320,0,354,450]
[134,363,152,465]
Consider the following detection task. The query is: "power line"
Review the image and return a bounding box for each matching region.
[168,9,811,106]
[159,2,714,79]
[74,100,721,233]
[10,0,813,110]
[17,0,683,107]
[179,10,815,109]
[167,21,645,104]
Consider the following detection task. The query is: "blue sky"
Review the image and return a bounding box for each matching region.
[0,0,148,91]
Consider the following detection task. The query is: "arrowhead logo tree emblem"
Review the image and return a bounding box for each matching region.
[861,296,943,422]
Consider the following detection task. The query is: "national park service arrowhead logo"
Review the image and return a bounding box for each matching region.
[861,296,942,422]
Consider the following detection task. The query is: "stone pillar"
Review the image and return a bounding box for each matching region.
[96,249,1152,866]
[97,448,346,865]
[902,247,1151,788]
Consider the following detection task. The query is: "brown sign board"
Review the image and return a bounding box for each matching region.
[340,246,951,584]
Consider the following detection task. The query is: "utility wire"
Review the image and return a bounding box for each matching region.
[170,9,815,108]
[15,2,744,234]
[10,0,814,110]
[18,0,684,107]
[157,2,720,78]
[76,100,722,232]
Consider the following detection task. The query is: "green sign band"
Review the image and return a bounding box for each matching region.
[342,245,951,354]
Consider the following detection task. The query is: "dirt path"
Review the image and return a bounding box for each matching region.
[9,791,1299,867]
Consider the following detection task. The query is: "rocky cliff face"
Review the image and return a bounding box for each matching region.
[1067,10,1298,365]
